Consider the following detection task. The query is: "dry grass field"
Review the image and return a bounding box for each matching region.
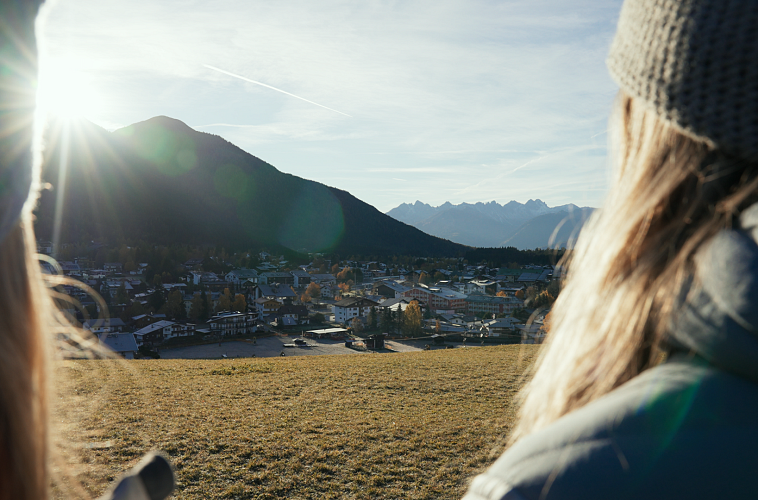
[53,345,539,499]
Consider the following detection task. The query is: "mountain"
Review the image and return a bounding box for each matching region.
[35,116,468,257]
[386,200,594,249]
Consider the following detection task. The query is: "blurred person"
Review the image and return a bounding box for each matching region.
[0,2,173,499]
[465,0,758,499]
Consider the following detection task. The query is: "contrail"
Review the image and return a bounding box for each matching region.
[204,64,352,117]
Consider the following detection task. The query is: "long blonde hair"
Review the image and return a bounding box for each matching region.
[512,91,758,441]
[0,220,53,500]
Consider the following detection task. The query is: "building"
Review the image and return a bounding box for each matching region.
[465,293,523,316]
[133,320,175,347]
[402,285,467,313]
[373,280,411,299]
[290,269,311,287]
[277,303,309,324]
[481,318,522,337]
[83,318,126,335]
[259,272,294,285]
[98,332,139,359]
[208,311,259,336]
[225,269,259,286]
[332,297,379,324]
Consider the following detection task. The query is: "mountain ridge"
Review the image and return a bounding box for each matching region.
[386,199,594,249]
[35,116,469,257]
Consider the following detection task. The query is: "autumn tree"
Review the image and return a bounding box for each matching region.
[533,290,555,309]
[496,290,508,297]
[418,272,432,285]
[161,290,186,320]
[433,272,445,282]
[216,288,234,313]
[232,293,247,312]
[336,267,355,283]
[402,301,423,337]
[515,290,525,300]
[300,293,312,303]
[305,282,321,300]
[338,282,351,294]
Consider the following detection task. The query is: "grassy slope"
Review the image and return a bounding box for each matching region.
[55,345,538,499]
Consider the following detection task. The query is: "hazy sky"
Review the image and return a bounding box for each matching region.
[40,0,624,213]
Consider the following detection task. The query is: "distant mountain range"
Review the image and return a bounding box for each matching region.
[35,116,468,257]
[386,200,594,249]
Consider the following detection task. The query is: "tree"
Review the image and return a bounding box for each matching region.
[200,290,210,321]
[533,290,555,309]
[367,306,378,330]
[114,282,129,305]
[148,288,165,311]
[338,282,351,294]
[380,308,393,333]
[435,319,441,334]
[394,307,404,335]
[216,288,233,313]
[496,290,508,297]
[402,301,423,337]
[161,290,186,320]
[351,317,364,334]
[305,282,321,299]
[232,293,247,312]
[433,272,445,282]
[515,290,525,300]
[547,279,561,298]
[300,293,312,303]
[336,267,354,283]
[418,272,432,285]
[312,312,326,324]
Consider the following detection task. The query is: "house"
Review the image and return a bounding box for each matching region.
[254,297,282,317]
[225,269,259,286]
[133,320,175,347]
[254,283,297,302]
[373,280,412,299]
[104,262,123,273]
[332,297,379,324]
[376,297,414,312]
[481,318,522,337]
[277,303,309,324]
[290,269,311,287]
[309,274,337,285]
[402,285,467,313]
[167,322,196,340]
[83,318,126,335]
[259,271,294,285]
[465,293,523,316]
[208,311,259,336]
[98,332,139,359]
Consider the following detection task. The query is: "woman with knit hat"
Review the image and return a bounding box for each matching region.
[465,0,758,498]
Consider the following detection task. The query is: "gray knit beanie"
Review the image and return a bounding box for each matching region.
[607,0,758,160]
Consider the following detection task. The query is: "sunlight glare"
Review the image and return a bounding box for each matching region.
[38,57,103,121]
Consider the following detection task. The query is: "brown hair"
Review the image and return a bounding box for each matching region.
[512,91,758,441]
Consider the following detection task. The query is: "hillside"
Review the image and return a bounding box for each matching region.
[387,200,594,249]
[54,346,538,499]
[35,117,468,257]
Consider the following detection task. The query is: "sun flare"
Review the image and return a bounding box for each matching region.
[38,57,103,121]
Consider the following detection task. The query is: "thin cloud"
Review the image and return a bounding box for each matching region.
[203,64,352,118]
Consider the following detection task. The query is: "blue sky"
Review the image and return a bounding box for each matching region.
[39,0,624,213]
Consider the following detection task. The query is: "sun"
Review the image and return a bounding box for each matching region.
[38,56,104,121]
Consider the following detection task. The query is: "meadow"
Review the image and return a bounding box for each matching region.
[54,345,538,499]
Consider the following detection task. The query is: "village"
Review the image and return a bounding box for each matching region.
[42,245,558,359]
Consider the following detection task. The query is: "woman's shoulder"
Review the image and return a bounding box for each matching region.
[465,357,758,500]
